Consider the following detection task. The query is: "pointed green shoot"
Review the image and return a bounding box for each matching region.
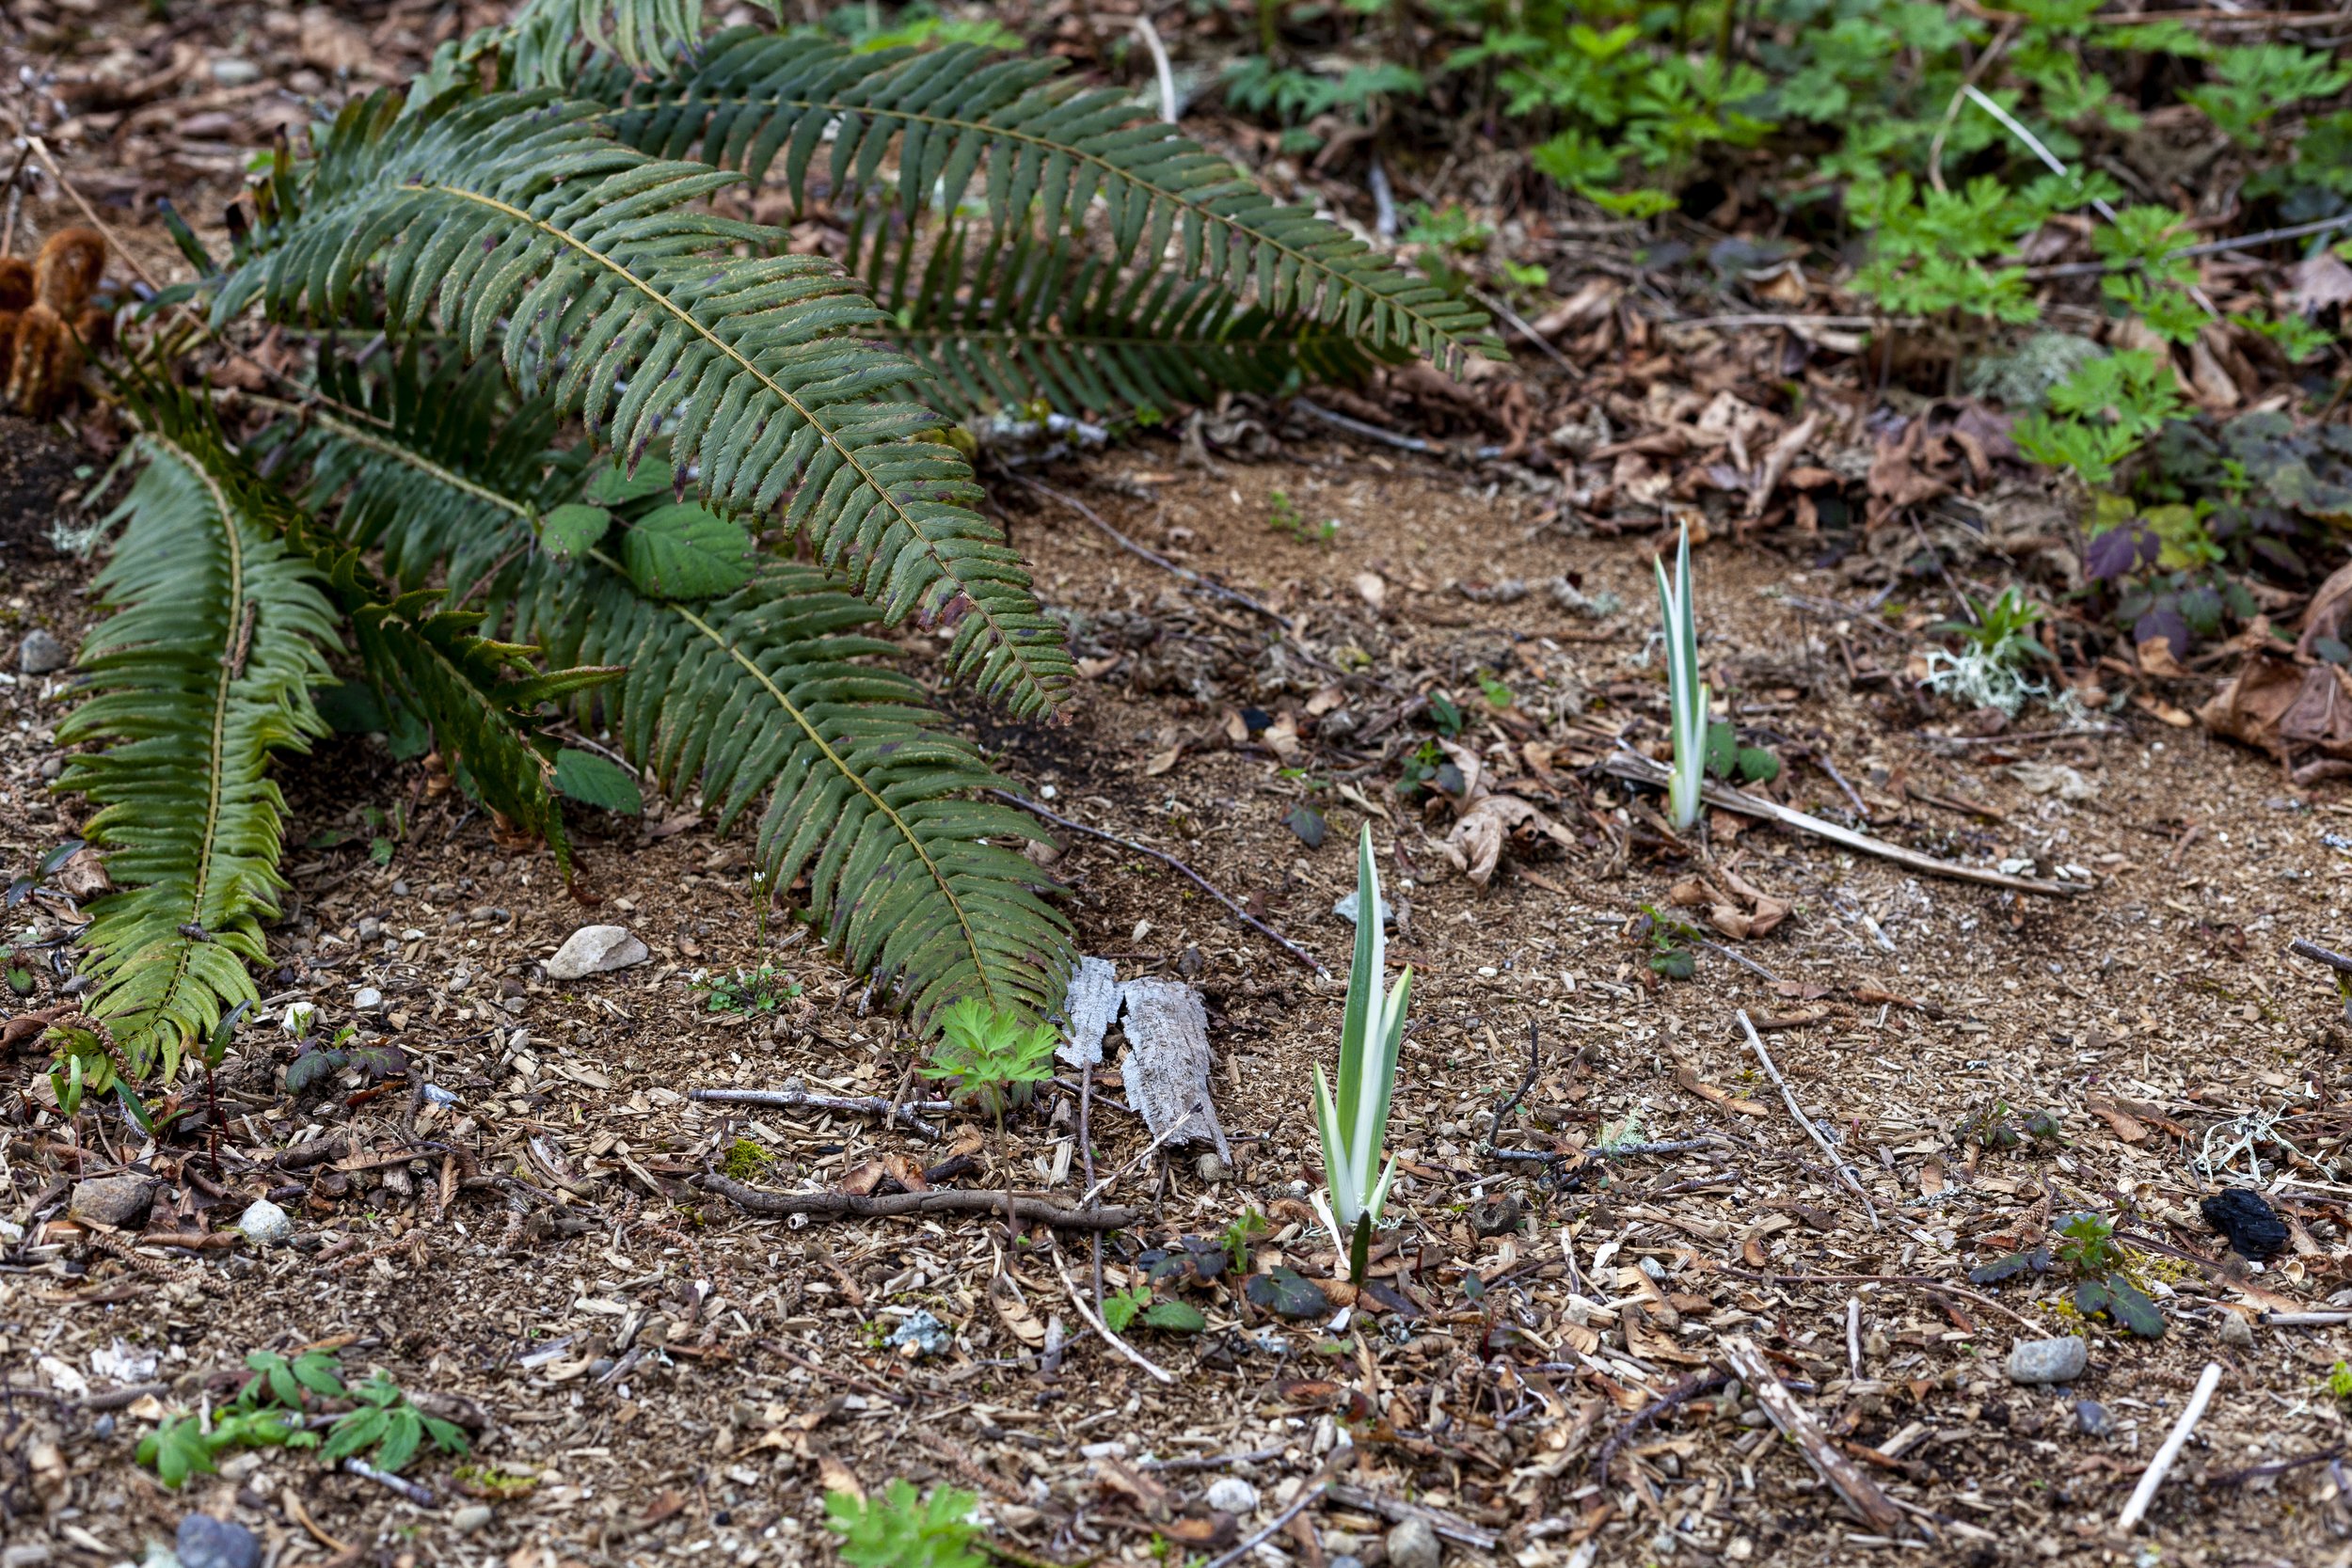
[1654,522,1708,832]
[1311,824,1412,1280]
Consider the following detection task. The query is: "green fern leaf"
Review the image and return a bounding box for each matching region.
[262,371,1073,1022]
[218,90,1072,718]
[56,432,340,1082]
[600,30,1501,372]
[888,229,1389,420]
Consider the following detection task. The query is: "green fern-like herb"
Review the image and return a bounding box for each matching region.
[825,1480,983,1568]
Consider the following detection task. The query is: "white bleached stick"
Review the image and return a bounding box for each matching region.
[2118,1362,2223,1532]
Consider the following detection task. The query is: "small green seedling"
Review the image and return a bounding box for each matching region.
[700,964,803,1015]
[1971,1211,2164,1338]
[1653,522,1707,832]
[1218,1207,1271,1274]
[1923,587,2057,716]
[1636,903,1699,980]
[1265,489,1338,544]
[320,1371,471,1474]
[2328,1361,2352,1401]
[923,998,1057,1243]
[825,1480,984,1568]
[1311,825,1412,1285]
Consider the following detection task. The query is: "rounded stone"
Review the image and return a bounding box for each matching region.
[177,1513,262,1568]
[545,925,650,980]
[451,1504,493,1534]
[2005,1337,2089,1385]
[1204,1477,1260,1515]
[1386,1517,1441,1568]
[236,1198,293,1248]
[68,1174,156,1229]
[17,629,69,676]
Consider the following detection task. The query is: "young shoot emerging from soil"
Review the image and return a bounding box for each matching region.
[1653,521,1707,832]
[1312,825,1412,1285]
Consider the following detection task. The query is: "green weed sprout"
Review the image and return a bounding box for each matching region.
[1311,825,1412,1286]
[825,1480,983,1568]
[922,998,1057,1244]
[1653,522,1707,832]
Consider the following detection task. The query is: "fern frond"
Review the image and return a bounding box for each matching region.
[260,368,1073,1021]
[505,0,708,85]
[56,431,340,1082]
[889,229,1388,420]
[601,29,1502,372]
[147,381,612,876]
[516,558,1073,1019]
[219,89,1072,717]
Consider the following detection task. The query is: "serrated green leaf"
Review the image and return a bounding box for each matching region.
[541,503,612,561]
[620,503,755,599]
[551,749,644,815]
[1139,1298,1207,1332]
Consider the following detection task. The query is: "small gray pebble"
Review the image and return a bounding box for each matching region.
[1204,1477,1259,1514]
[353,986,384,1010]
[356,916,384,942]
[2074,1399,2112,1436]
[17,629,69,676]
[1329,1559,1364,1568]
[209,57,262,87]
[236,1198,293,1248]
[177,1513,262,1568]
[1195,1153,1230,1184]
[2006,1337,2089,1385]
[39,756,62,781]
[2219,1313,2255,1347]
[391,879,411,896]
[588,1357,616,1378]
[451,1504,493,1534]
[1386,1517,1441,1568]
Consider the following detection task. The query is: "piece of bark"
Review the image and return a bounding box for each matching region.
[1057,956,1121,1069]
[1117,977,1232,1162]
[1721,1336,1904,1534]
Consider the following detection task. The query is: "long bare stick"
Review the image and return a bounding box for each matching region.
[1009,474,1291,628]
[989,789,1329,978]
[1076,1108,1196,1208]
[1723,1337,1905,1534]
[1050,1241,1176,1385]
[1604,752,2085,896]
[1738,1010,1881,1231]
[689,1087,948,1140]
[24,136,161,290]
[1130,16,1178,122]
[2118,1362,2223,1532]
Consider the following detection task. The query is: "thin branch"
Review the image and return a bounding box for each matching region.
[1008,474,1290,629]
[696,1172,1136,1230]
[690,1087,949,1141]
[1468,285,1578,375]
[1292,396,1509,461]
[2119,1363,2223,1532]
[1077,1108,1195,1207]
[1130,16,1178,122]
[987,789,1329,979]
[24,136,161,291]
[1738,1009,1881,1231]
[1049,1240,1177,1384]
[1203,1449,1360,1568]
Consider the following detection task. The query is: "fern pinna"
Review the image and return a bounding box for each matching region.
[51,2,1488,1090]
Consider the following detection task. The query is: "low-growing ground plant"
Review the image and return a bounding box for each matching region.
[1311,825,1412,1285]
[825,1480,983,1568]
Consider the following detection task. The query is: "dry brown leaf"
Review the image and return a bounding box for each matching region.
[2084,1095,2148,1143]
[1674,1065,1772,1117]
[1436,793,1574,885]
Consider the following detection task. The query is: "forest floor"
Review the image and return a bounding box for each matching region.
[8,4,2352,1568]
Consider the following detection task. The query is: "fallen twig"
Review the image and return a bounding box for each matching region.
[1323,1483,1500,1552]
[988,790,1328,978]
[2288,939,2352,977]
[689,1087,949,1141]
[1593,1370,1727,1487]
[1604,751,2087,896]
[1201,1447,1358,1568]
[344,1457,435,1507]
[1293,396,1509,461]
[1739,1010,1882,1231]
[1048,1241,1176,1385]
[696,1172,1136,1231]
[1077,1109,1195,1207]
[1722,1336,1906,1535]
[2119,1362,2223,1532]
[1010,475,1290,628]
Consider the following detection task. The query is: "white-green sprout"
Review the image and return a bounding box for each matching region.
[1653,522,1708,832]
[1311,824,1413,1283]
